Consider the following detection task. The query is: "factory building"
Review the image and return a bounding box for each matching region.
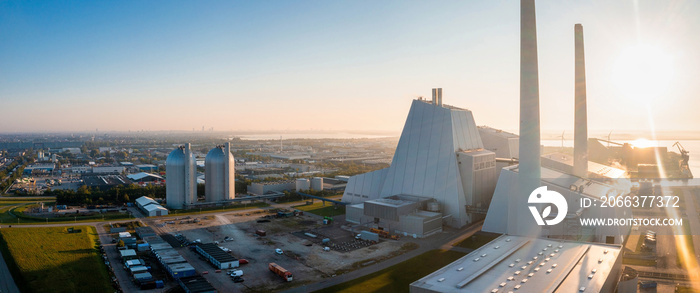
[92,166,126,174]
[127,172,165,185]
[248,180,296,195]
[166,144,196,209]
[482,166,630,244]
[342,88,498,228]
[410,235,622,293]
[205,142,235,202]
[346,195,443,238]
[135,196,169,217]
[481,9,632,244]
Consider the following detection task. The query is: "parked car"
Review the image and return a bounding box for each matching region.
[275,248,284,255]
[639,281,657,288]
[239,259,249,265]
[232,276,244,283]
[228,270,243,277]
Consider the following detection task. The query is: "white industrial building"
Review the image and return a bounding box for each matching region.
[92,166,126,174]
[482,166,630,244]
[135,196,169,217]
[342,88,498,228]
[248,180,296,195]
[410,235,622,293]
[347,195,443,238]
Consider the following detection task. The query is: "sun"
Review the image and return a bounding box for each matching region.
[630,138,658,148]
[612,44,674,104]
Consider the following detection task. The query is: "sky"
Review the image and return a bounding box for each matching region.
[1,0,699,136]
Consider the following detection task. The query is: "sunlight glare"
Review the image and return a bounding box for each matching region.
[612,44,673,104]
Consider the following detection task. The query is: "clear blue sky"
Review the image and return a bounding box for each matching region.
[1,0,699,135]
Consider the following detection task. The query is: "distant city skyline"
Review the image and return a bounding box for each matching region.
[2,1,699,134]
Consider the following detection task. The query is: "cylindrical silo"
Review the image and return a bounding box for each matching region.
[205,142,235,202]
[166,143,196,209]
[295,178,310,191]
[310,177,324,191]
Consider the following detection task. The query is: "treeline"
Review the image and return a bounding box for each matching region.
[274,189,341,203]
[319,161,390,177]
[0,156,31,192]
[47,184,166,206]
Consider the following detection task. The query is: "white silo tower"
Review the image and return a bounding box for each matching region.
[295,178,310,191]
[166,143,196,209]
[205,142,235,202]
[310,177,324,191]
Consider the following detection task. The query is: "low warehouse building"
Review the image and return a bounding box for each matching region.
[178,276,216,293]
[135,196,169,217]
[119,249,137,260]
[195,243,239,269]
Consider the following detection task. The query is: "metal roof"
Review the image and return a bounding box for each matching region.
[135,196,158,207]
[410,235,621,293]
[196,243,237,263]
[127,172,164,181]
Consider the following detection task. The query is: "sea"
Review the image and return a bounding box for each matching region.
[542,139,700,185]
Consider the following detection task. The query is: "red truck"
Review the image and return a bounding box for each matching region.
[269,263,293,282]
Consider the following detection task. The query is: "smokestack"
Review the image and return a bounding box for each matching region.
[510,0,542,236]
[431,88,438,105]
[437,88,443,106]
[573,24,588,178]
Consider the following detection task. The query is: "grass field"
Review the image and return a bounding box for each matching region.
[453,231,500,249]
[0,226,112,293]
[293,201,346,217]
[315,249,466,293]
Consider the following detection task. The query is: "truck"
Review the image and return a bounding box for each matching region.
[269,262,293,282]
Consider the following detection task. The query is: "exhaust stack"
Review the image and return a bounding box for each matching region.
[573,24,588,178]
[510,0,542,235]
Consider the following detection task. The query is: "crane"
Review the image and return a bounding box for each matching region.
[672,141,690,168]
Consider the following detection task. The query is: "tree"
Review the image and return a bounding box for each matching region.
[117,239,125,248]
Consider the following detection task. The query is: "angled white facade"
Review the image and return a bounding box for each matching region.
[482,165,631,244]
[342,97,497,228]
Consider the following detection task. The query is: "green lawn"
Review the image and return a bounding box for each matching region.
[454,231,501,250]
[293,201,346,217]
[315,249,466,293]
[0,226,112,293]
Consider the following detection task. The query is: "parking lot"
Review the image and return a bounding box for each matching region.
[156,210,407,292]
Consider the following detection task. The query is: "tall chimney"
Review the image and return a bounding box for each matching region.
[573,24,588,178]
[431,88,438,105]
[510,0,542,236]
[437,88,443,106]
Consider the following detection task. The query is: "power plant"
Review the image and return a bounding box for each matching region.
[205,142,235,202]
[166,142,236,208]
[342,88,499,230]
[412,1,630,292]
